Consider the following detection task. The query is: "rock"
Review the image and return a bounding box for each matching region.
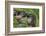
[16,15,22,20]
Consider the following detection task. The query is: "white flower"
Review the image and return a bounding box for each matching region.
[27,17,33,23]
